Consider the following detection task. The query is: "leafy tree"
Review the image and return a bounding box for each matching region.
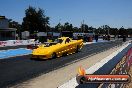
[127,28,132,35]
[73,27,79,32]
[54,23,63,32]
[94,27,100,34]
[80,24,88,32]
[101,25,110,35]
[22,6,49,34]
[109,28,118,36]
[88,26,94,33]
[118,26,127,35]
[8,19,22,38]
[63,22,73,32]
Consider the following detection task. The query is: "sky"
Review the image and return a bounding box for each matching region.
[0,0,132,28]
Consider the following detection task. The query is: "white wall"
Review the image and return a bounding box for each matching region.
[37,32,47,36]
[0,39,35,47]
[21,31,30,39]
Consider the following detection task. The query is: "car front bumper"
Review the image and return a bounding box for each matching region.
[31,54,51,59]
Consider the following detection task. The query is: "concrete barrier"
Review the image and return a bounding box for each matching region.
[59,42,132,88]
[99,46,132,88]
[76,43,132,88]
[0,39,35,47]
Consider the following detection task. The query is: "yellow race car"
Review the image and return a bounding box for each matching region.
[31,37,83,59]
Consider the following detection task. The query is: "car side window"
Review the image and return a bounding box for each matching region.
[65,38,71,44]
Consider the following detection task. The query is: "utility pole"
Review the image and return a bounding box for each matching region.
[59,19,62,37]
[108,26,110,35]
[83,20,85,33]
[81,22,82,32]
[81,20,85,33]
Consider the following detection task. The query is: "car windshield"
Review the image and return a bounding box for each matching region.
[54,39,63,44]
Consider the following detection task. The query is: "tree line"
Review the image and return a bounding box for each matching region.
[8,6,132,37]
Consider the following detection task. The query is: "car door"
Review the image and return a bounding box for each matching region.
[57,39,65,56]
[65,38,73,52]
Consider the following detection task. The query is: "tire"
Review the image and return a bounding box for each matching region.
[63,52,68,56]
[75,45,79,53]
[51,53,56,59]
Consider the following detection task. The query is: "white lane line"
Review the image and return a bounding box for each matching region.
[58,43,130,88]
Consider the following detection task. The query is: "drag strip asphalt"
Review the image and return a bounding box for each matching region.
[0,40,123,88]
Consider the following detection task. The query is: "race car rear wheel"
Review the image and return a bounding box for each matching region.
[75,45,79,53]
[51,53,56,59]
[63,52,68,56]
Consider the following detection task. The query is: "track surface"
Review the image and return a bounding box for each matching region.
[0,40,123,88]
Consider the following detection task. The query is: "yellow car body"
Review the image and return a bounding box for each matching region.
[31,37,83,59]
